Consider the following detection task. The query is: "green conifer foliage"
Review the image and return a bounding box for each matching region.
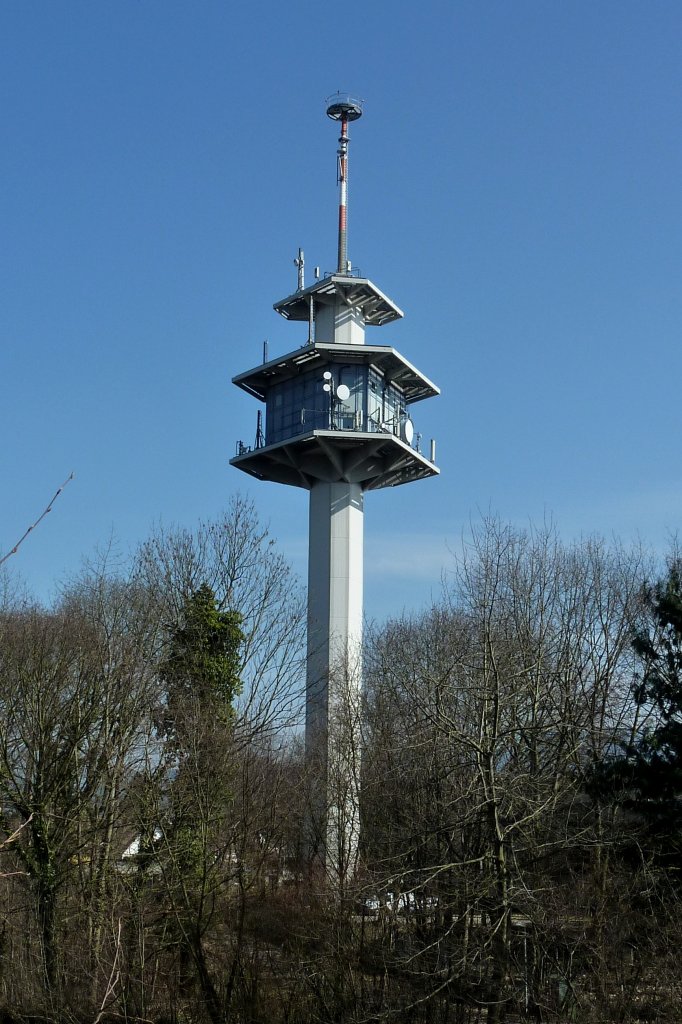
[593,561,682,872]
[629,563,682,840]
[161,583,243,744]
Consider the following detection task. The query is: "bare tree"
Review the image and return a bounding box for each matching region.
[361,519,650,1021]
[0,563,160,1010]
[117,500,307,1021]
[136,495,306,740]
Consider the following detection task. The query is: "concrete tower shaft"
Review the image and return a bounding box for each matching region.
[305,481,363,874]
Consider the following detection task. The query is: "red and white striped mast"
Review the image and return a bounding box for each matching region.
[326,93,363,274]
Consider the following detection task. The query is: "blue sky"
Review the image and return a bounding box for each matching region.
[1,1,681,618]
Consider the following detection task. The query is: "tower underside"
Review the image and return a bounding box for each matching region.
[231,429,436,490]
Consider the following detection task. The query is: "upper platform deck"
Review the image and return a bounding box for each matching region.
[274,274,403,327]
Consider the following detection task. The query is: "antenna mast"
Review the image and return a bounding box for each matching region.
[326,93,363,275]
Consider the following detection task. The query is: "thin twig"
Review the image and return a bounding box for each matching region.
[1,813,34,847]
[93,918,122,1024]
[0,472,74,566]
[0,814,33,878]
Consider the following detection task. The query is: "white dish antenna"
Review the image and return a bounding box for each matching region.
[402,417,414,445]
[336,384,350,401]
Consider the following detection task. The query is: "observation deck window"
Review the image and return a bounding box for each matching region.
[265,365,410,446]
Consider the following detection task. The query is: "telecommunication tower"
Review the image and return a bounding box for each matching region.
[231,94,439,879]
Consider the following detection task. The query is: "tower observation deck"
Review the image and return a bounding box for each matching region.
[230,95,440,881]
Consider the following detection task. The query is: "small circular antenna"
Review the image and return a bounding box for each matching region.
[326,92,363,122]
[336,384,350,401]
[323,371,333,380]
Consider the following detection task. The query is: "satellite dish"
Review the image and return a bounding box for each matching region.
[323,383,331,392]
[323,371,332,381]
[402,417,414,445]
[336,384,350,401]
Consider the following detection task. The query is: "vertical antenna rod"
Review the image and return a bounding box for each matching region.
[294,247,305,291]
[326,93,363,274]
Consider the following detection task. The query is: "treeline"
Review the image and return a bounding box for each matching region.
[0,506,681,1022]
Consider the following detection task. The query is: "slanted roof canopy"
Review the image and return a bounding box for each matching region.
[233,342,439,405]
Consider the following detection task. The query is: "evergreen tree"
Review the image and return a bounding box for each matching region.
[161,582,243,749]
[593,561,682,871]
[629,562,682,839]
[156,585,244,1019]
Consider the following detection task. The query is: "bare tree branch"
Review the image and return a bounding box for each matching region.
[0,472,74,566]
